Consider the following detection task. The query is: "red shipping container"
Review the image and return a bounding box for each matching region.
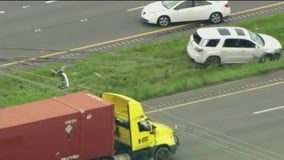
[0,92,115,160]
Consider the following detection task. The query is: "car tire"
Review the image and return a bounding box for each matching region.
[157,16,170,27]
[205,56,221,67]
[209,12,222,24]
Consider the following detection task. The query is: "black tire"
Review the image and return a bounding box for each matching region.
[259,54,273,63]
[157,16,170,27]
[154,147,171,160]
[95,156,113,160]
[205,56,221,67]
[273,53,281,60]
[209,12,222,24]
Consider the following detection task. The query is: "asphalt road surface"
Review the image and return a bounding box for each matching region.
[0,1,283,65]
[1,2,284,160]
[144,70,284,160]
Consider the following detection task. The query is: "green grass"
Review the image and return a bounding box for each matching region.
[1,13,284,108]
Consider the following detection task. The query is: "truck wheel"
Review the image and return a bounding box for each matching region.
[95,156,113,160]
[112,153,131,160]
[154,147,170,160]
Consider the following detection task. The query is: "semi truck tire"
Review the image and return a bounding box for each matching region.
[154,147,171,160]
[93,156,113,160]
[112,153,131,160]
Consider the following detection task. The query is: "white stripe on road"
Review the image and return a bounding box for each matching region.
[126,6,145,12]
[0,11,5,14]
[22,5,31,9]
[45,1,56,4]
[253,106,284,115]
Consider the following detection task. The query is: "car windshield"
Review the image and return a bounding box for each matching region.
[249,31,264,46]
[162,1,180,9]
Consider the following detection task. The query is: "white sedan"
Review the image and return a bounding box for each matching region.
[141,0,231,27]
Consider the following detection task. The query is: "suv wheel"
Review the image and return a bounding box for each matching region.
[273,53,281,60]
[259,54,273,63]
[205,56,221,67]
[209,12,222,24]
[157,16,170,27]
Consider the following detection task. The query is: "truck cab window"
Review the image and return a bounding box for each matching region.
[138,120,151,132]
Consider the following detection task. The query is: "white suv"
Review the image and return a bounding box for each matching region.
[187,26,282,66]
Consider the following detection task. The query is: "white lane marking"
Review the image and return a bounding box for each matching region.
[126,6,145,12]
[253,106,284,115]
[45,1,56,4]
[80,18,88,22]
[22,5,31,9]
[0,11,5,14]
[34,29,42,32]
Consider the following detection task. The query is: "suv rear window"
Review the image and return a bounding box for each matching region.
[193,32,202,44]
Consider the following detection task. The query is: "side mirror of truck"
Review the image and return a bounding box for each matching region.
[150,125,156,134]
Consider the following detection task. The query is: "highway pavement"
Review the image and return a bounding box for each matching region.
[1,2,284,159]
[0,1,283,65]
[144,70,284,160]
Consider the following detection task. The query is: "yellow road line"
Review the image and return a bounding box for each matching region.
[231,1,284,16]
[1,2,284,68]
[146,80,284,114]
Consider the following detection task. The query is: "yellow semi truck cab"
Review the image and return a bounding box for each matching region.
[102,93,179,160]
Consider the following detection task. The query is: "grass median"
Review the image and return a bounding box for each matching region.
[1,13,284,108]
